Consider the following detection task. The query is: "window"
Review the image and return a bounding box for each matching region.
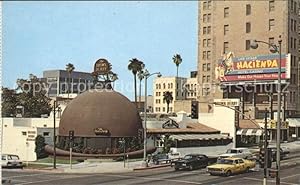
[291,37,293,49]
[22,131,27,136]
[207,0,212,9]
[202,75,206,83]
[224,7,229,18]
[269,19,275,31]
[207,63,211,71]
[203,14,207,23]
[246,40,251,50]
[207,51,211,59]
[207,39,211,47]
[246,22,251,33]
[294,38,297,49]
[207,26,211,34]
[269,37,274,45]
[224,25,229,35]
[294,20,297,31]
[291,19,294,31]
[202,51,207,60]
[203,2,207,10]
[246,4,251,15]
[269,0,275,11]
[294,2,297,13]
[207,14,211,22]
[203,39,207,47]
[223,42,229,54]
[207,75,211,82]
[43,132,50,137]
[203,64,207,71]
[163,107,165,112]
[203,27,207,34]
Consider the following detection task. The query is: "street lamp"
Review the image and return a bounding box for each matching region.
[142,69,161,167]
[53,100,61,169]
[250,36,282,185]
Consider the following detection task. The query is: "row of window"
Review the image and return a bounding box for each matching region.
[155,83,176,90]
[202,63,211,72]
[202,26,212,35]
[291,19,297,32]
[291,0,298,14]
[202,51,211,60]
[203,13,211,23]
[290,37,298,50]
[202,39,212,48]
[155,99,172,104]
[202,75,211,83]
[155,107,173,112]
[185,84,198,90]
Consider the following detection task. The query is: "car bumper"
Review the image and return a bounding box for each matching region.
[207,170,225,175]
[175,164,189,169]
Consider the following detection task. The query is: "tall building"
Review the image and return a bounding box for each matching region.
[198,1,300,119]
[43,70,94,97]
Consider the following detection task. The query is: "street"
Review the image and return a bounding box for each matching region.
[3,158,300,185]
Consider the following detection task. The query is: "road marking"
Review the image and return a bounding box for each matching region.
[15,174,97,185]
[103,174,203,184]
[6,172,57,178]
[244,177,299,185]
[282,173,300,180]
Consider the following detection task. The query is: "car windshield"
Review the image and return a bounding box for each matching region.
[226,149,238,154]
[183,155,193,160]
[9,155,19,160]
[217,159,234,165]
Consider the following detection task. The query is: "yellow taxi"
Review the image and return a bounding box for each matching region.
[206,157,256,176]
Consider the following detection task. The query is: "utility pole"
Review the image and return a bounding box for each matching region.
[263,108,269,185]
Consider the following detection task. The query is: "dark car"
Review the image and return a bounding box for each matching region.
[268,147,290,162]
[152,153,169,165]
[173,154,209,171]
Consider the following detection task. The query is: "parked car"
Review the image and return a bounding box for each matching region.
[1,154,23,168]
[152,153,169,165]
[173,154,209,171]
[168,152,181,160]
[268,146,290,161]
[218,148,253,159]
[207,157,256,176]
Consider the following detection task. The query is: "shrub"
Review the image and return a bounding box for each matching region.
[35,135,48,159]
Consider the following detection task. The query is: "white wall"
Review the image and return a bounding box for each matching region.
[198,105,235,144]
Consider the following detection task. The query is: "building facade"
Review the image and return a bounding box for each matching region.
[198,1,300,118]
[43,70,94,97]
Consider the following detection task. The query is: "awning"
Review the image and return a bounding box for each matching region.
[170,134,232,141]
[237,129,263,136]
[288,118,300,127]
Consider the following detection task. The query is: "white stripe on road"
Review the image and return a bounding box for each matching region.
[103,174,203,185]
[6,172,57,178]
[281,173,300,180]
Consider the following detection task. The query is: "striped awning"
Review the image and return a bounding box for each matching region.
[170,134,232,141]
[237,129,263,136]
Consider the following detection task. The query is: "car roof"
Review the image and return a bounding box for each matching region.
[222,157,244,160]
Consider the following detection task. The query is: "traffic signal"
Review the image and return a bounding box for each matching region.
[69,130,74,142]
[258,147,272,168]
[191,101,199,119]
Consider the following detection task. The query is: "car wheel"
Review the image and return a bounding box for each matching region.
[175,167,179,171]
[189,165,194,171]
[245,167,250,173]
[225,170,232,177]
[209,173,214,176]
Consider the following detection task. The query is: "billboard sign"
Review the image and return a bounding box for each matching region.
[215,52,291,84]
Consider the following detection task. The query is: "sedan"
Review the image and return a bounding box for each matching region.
[173,154,209,171]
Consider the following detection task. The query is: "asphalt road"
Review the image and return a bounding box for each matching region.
[3,159,300,185]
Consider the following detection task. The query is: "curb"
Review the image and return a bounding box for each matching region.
[133,164,171,171]
[23,168,64,173]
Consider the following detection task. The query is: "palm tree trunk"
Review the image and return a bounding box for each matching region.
[68,72,70,99]
[167,103,169,113]
[176,66,179,78]
[139,79,142,111]
[134,75,137,106]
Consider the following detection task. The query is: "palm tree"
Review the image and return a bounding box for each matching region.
[137,70,145,110]
[163,91,173,113]
[172,54,182,78]
[65,63,75,99]
[128,58,144,105]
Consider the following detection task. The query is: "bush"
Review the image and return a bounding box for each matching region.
[35,135,48,159]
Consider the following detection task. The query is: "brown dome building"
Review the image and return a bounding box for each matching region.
[57,90,143,154]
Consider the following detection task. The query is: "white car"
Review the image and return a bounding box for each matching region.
[2,154,23,168]
[218,148,253,159]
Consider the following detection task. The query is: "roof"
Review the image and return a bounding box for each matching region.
[147,122,220,134]
[239,119,261,129]
[170,134,232,141]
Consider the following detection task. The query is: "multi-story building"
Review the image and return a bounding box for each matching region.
[43,70,94,97]
[198,1,300,119]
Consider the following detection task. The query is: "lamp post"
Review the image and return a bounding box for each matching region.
[250,36,282,185]
[53,100,61,169]
[142,69,161,167]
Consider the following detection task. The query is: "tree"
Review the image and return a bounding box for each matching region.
[65,63,75,99]
[35,135,48,159]
[172,54,182,78]
[137,70,145,111]
[2,74,52,117]
[163,91,173,113]
[128,58,144,105]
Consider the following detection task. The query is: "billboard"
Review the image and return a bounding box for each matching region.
[215,52,291,84]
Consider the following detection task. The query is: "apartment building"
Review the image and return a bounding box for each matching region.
[198,0,300,119]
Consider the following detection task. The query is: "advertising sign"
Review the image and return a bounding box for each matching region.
[214,98,240,107]
[215,52,291,84]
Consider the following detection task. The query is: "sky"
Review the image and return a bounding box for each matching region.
[3,1,198,100]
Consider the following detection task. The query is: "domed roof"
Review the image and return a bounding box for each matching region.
[59,90,142,137]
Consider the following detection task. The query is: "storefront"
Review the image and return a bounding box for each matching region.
[287,118,300,141]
